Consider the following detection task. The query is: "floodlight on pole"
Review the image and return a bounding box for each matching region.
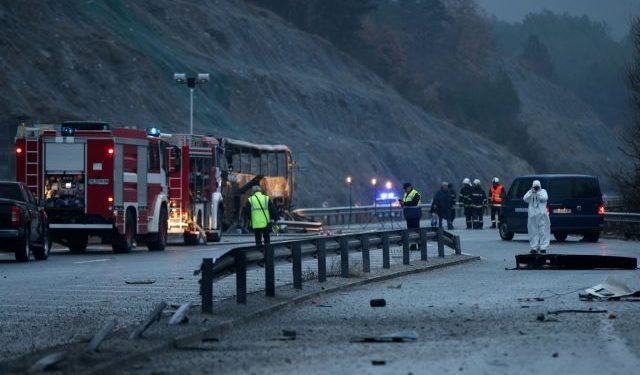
[174,72,209,135]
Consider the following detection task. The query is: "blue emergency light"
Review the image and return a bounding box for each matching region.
[147,127,161,137]
[61,126,75,136]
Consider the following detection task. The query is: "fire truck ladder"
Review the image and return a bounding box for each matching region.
[25,138,39,197]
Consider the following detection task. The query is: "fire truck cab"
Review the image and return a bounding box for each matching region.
[15,121,169,253]
[160,133,224,245]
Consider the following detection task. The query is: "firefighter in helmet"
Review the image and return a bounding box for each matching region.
[489,177,506,229]
[459,178,473,229]
[244,185,277,246]
[470,179,487,229]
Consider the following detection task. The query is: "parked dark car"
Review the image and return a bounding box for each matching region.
[499,175,605,242]
[0,182,50,261]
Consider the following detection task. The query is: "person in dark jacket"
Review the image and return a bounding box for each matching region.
[430,182,452,228]
[447,182,456,230]
[470,179,487,229]
[459,178,473,229]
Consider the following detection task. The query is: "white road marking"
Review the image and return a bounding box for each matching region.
[72,259,111,264]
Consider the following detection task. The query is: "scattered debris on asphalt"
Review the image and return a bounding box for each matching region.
[351,330,418,343]
[515,254,637,270]
[87,318,117,352]
[517,297,544,302]
[169,302,192,325]
[387,284,402,289]
[124,279,156,285]
[311,299,332,307]
[608,312,618,319]
[552,352,559,358]
[371,360,386,365]
[535,313,558,322]
[129,301,167,339]
[370,298,386,307]
[273,329,297,341]
[579,277,640,301]
[547,309,607,315]
[28,352,66,373]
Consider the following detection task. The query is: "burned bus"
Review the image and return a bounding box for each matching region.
[216,138,294,232]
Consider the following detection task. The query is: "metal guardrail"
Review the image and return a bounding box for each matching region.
[604,212,640,223]
[198,227,461,313]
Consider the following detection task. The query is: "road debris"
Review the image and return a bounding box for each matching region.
[371,360,386,365]
[124,279,156,285]
[535,313,558,322]
[28,352,66,373]
[87,318,117,352]
[517,297,544,302]
[311,299,332,307]
[547,309,607,315]
[387,284,402,289]
[130,301,167,339]
[351,330,418,343]
[273,329,297,341]
[579,277,640,301]
[516,254,637,270]
[608,312,618,319]
[370,298,386,307]
[169,302,192,325]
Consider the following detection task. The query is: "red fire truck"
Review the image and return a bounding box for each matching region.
[159,132,223,245]
[15,121,169,253]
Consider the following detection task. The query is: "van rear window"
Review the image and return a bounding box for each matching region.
[548,178,600,200]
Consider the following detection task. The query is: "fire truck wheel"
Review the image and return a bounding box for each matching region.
[147,206,168,251]
[14,229,30,262]
[113,210,135,253]
[68,235,89,253]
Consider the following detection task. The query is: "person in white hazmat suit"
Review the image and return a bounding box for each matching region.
[523,180,550,253]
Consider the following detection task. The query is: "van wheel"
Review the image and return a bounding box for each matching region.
[14,230,30,262]
[113,210,136,253]
[69,234,88,253]
[147,206,168,251]
[583,231,600,242]
[553,233,568,242]
[499,221,514,241]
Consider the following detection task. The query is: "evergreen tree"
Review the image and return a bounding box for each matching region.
[521,34,556,80]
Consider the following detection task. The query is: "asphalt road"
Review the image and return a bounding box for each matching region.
[0,233,314,361]
[112,229,640,375]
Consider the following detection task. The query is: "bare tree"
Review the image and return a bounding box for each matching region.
[618,18,640,210]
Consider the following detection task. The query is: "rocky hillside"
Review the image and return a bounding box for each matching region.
[505,63,627,181]
[1,1,536,205]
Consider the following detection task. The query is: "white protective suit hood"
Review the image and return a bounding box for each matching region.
[523,180,550,251]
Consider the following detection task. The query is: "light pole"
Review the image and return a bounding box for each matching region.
[174,73,210,135]
[371,178,378,216]
[346,176,352,228]
[385,181,394,228]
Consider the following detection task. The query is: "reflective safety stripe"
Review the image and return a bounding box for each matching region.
[249,193,270,229]
[402,189,421,205]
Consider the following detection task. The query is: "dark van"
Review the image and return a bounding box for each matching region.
[499,174,605,242]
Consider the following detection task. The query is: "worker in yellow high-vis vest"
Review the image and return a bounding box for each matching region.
[244,185,277,246]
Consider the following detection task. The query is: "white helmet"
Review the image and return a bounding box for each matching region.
[492,177,499,184]
[532,180,541,188]
[462,178,471,185]
[473,179,481,185]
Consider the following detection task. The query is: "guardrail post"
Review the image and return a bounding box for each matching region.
[235,249,247,304]
[402,230,410,265]
[317,238,327,282]
[201,258,213,313]
[419,228,428,261]
[265,245,275,297]
[382,232,390,269]
[360,234,370,273]
[340,237,349,278]
[454,235,462,255]
[437,227,445,257]
[292,242,302,289]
